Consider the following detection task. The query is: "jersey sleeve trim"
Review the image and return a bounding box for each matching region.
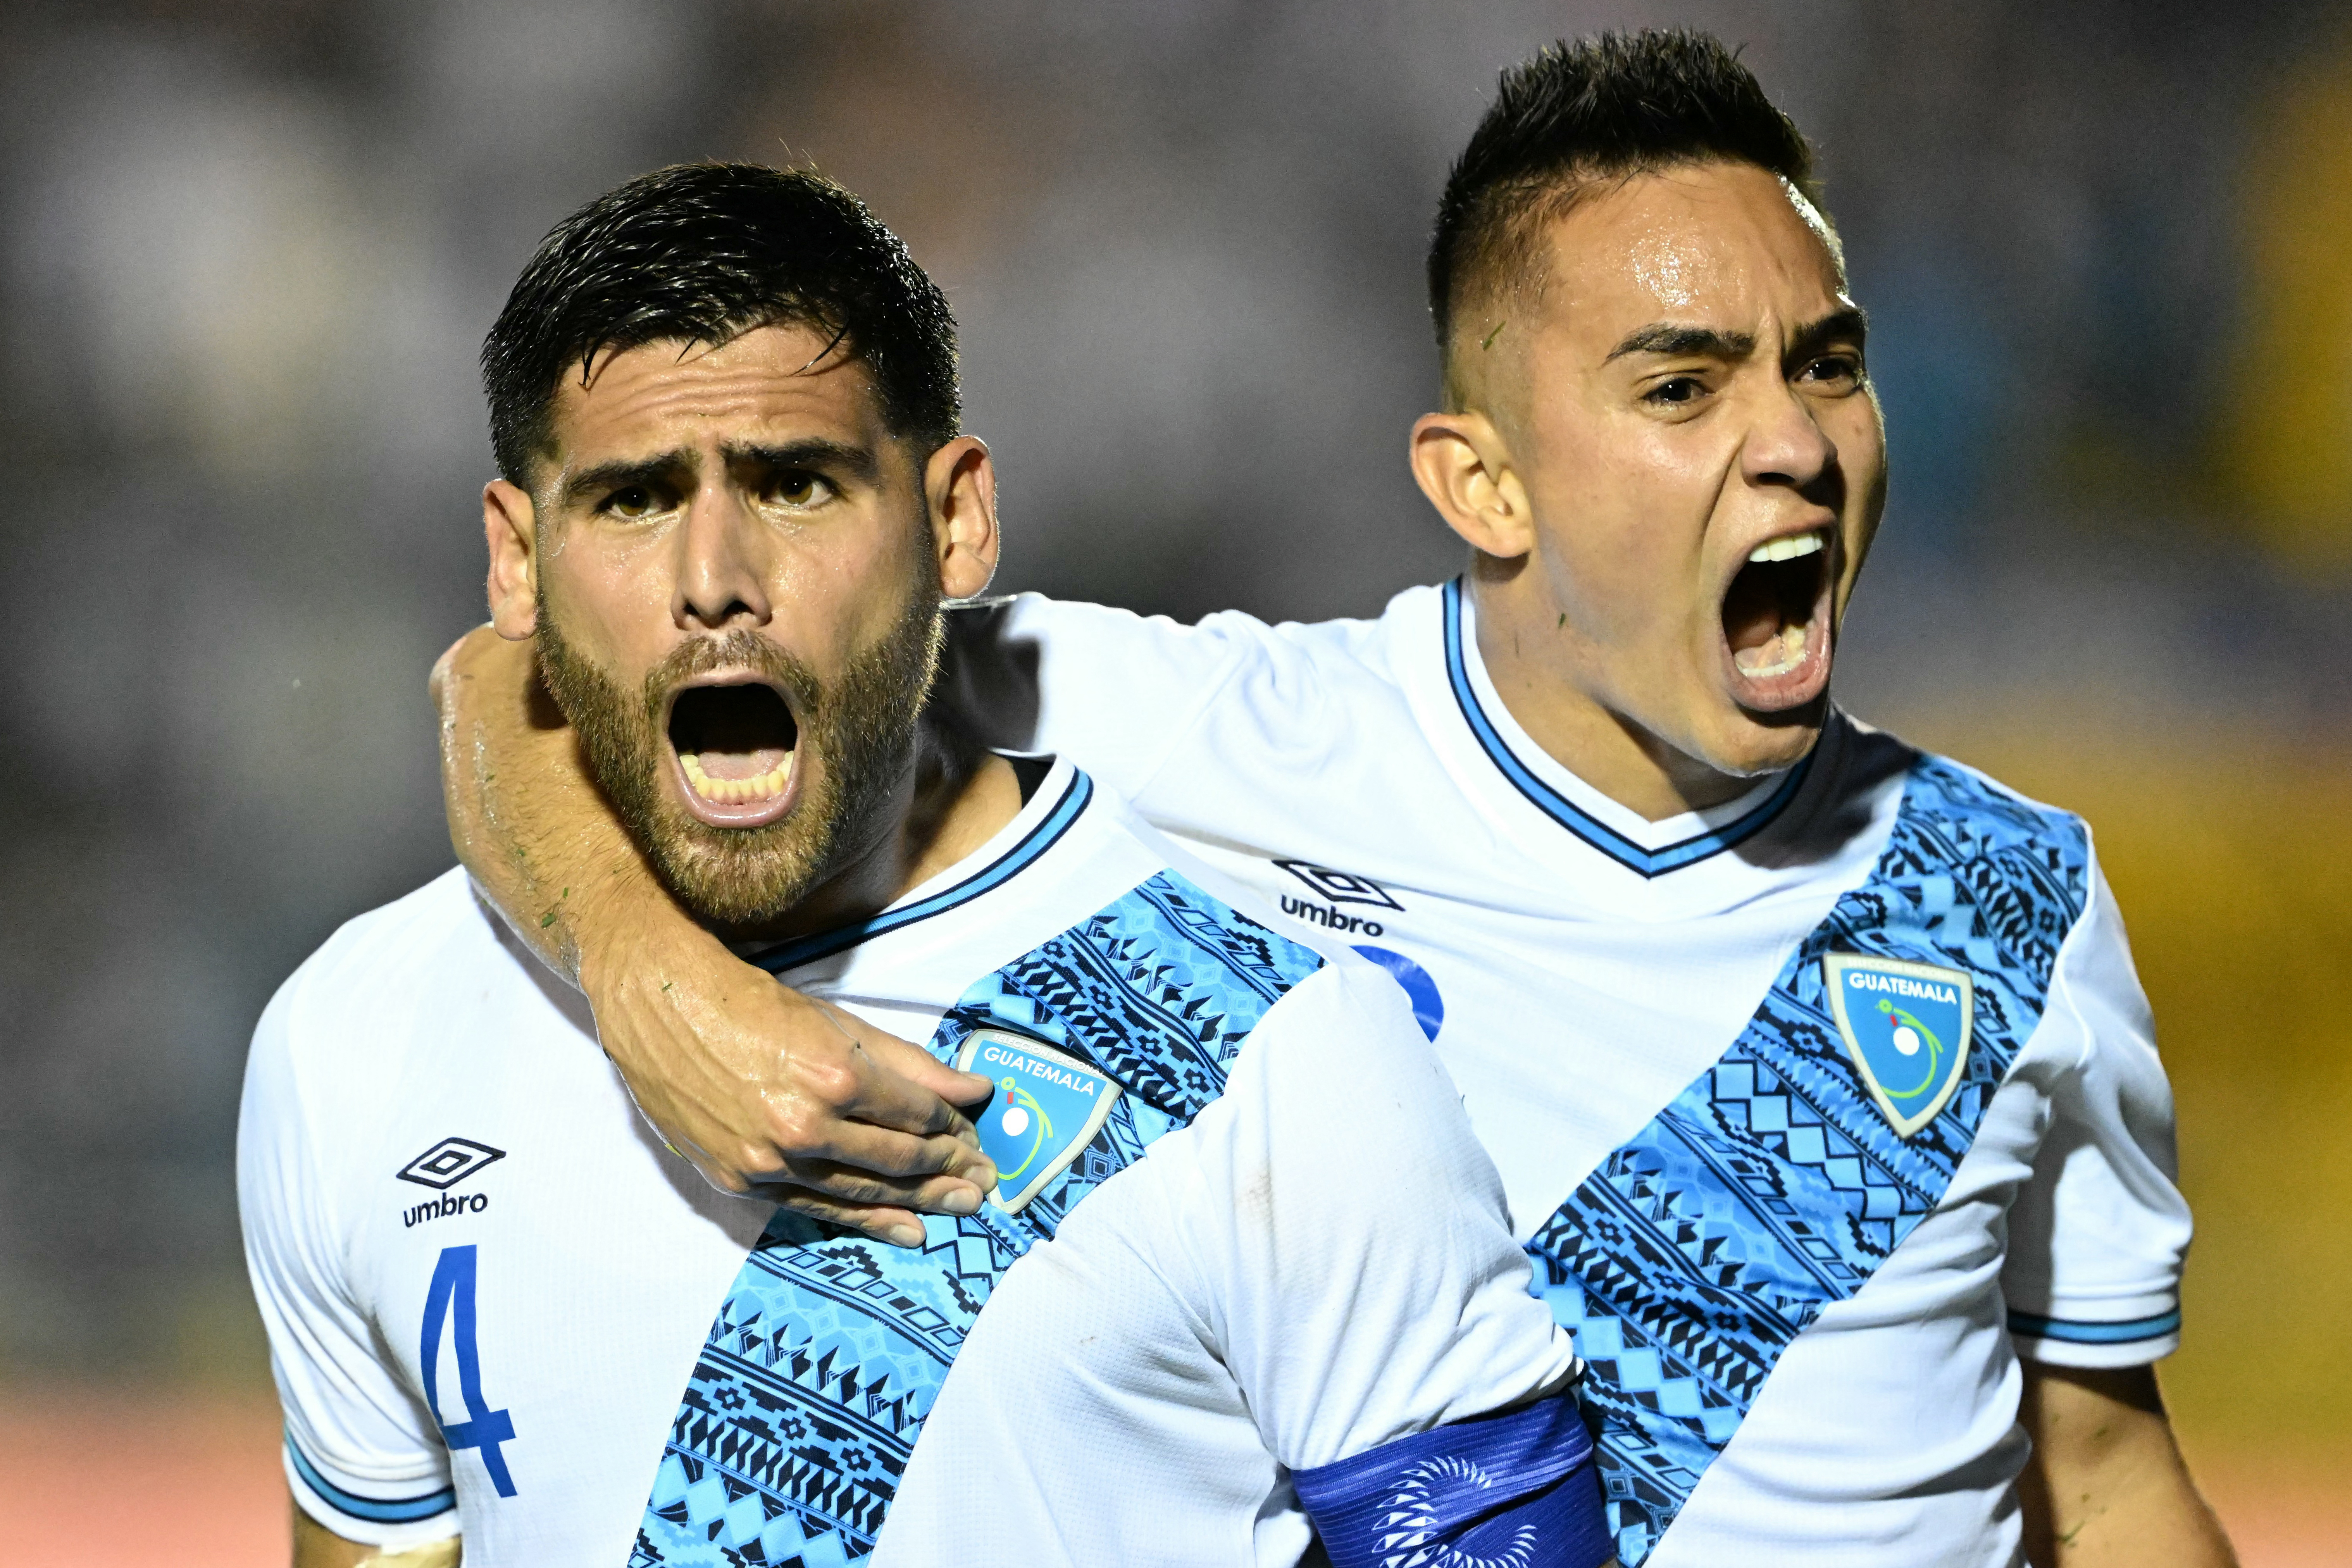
[1291,1394,1611,1568]
[2008,1306,2181,1346]
[285,1430,457,1527]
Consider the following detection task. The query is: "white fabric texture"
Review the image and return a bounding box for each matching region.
[952,584,2194,1566]
[240,763,1577,1564]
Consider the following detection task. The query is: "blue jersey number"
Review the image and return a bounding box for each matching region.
[421,1244,518,1496]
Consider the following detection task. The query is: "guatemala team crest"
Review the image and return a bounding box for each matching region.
[1822,954,1975,1139]
[956,1029,1122,1213]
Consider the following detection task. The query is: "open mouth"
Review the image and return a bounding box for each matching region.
[666,681,801,826]
[1719,527,1834,709]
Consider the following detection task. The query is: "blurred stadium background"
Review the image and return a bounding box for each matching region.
[3,1,2348,1561]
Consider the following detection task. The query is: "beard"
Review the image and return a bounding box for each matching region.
[534,578,945,931]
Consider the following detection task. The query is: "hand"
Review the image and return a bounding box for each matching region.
[580,912,1000,1246]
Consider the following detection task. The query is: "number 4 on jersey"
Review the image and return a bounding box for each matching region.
[422,1244,519,1496]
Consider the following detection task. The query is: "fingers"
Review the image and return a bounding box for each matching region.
[768,1189,930,1249]
[760,1167,1002,1249]
[778,1111,996,1195]
[762,1162,988,1215]
[802,999,997,1152]
[860,1025,998,1111]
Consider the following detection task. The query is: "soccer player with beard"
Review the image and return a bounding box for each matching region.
[429,32,2240,1568]
[240,164,1610,1568]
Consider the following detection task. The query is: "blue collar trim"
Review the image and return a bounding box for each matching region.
[748,767,1095,975]
[1440,579,1809,878]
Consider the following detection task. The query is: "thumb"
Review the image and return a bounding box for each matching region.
[859,1025,996,1110]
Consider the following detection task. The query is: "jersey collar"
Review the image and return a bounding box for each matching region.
[743,761,1094,974]
[1437,578,1811,879]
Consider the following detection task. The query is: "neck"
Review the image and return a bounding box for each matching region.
[718,715,1025,946]
[1468,559,1756,823]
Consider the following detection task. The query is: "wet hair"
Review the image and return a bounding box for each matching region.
[1429,29,1823,371]
[481,162,958,485]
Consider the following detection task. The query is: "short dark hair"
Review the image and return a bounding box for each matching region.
[1429,29,1822,358]
[481,162,959,485]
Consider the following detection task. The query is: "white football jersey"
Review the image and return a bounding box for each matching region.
[239,762,1585,1566]
[956,581,2193,1568]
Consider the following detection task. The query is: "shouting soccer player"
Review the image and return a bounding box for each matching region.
[240,164,1612,1567]
[433,31,2237,1568]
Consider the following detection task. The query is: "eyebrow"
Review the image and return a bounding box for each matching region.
[561,453,684,507]
[1606,323,1756,362]
[1604,305,1870,365]
[722,439,881,486]
[1785,306,1870,364]
[559,438,882,506]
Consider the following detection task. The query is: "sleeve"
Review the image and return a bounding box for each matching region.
[1180,960,1611,1567]
[941,593,1258,800]
[2001,846,2194,1367]
[239,975,459,1548]
[1168,958,1583,1465]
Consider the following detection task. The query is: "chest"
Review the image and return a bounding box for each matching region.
[347,1041,767,1560]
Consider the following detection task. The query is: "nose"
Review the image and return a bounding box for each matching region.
[672,486,772,632]
[1740,375,1840,500]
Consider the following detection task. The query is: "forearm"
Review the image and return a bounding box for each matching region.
[427,624,995,1224]
[432,624,662,982]
[2018,1362,2235,1567]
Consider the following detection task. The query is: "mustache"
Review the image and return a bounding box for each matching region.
[639,629,824,722]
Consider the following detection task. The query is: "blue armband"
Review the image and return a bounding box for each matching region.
[1292,1393,1610,1568]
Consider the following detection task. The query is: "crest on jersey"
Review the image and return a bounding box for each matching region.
[1823,955,1974,1139]
[955,1030,1122,1214]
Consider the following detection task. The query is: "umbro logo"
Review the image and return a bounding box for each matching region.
[1275,860,1402,937]
[1273,860,1403,911]
[397,1137,506,1191]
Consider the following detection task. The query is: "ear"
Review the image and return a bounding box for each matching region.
[925,436,1001,601]
[1409,408,1537,561]
[483,479,540,639]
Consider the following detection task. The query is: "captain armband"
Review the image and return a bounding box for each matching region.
[1293,1391,1612,1568]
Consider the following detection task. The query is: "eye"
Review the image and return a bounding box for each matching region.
[602,485,658,519]
[1642,376,1709,408]
[762,469,834,508]
[1798,354,1863,390]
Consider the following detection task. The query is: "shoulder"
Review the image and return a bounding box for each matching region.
[1827,723,2102,1010]
[253,867,526,1106]
[1903,748,2087,854]
[1856,722,2095,905]
[996,587,1426,695]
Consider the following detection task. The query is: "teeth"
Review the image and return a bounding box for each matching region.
[680,751,794,806]
[1733,623,1810,679]
[1748,531,1826,565]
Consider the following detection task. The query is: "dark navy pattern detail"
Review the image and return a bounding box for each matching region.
[1523,755,2089,1565]
[1442,579,1810,877]
[2008,1307,2181,1345]
[631,872,1324,1566]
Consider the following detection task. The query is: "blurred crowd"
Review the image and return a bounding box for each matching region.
[2,0,2347,1477]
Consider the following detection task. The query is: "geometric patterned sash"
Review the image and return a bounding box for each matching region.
[629,870,1324,1566]
[1524,756,2088,1565]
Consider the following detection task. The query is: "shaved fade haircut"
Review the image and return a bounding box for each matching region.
[1430,29,1827,405]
